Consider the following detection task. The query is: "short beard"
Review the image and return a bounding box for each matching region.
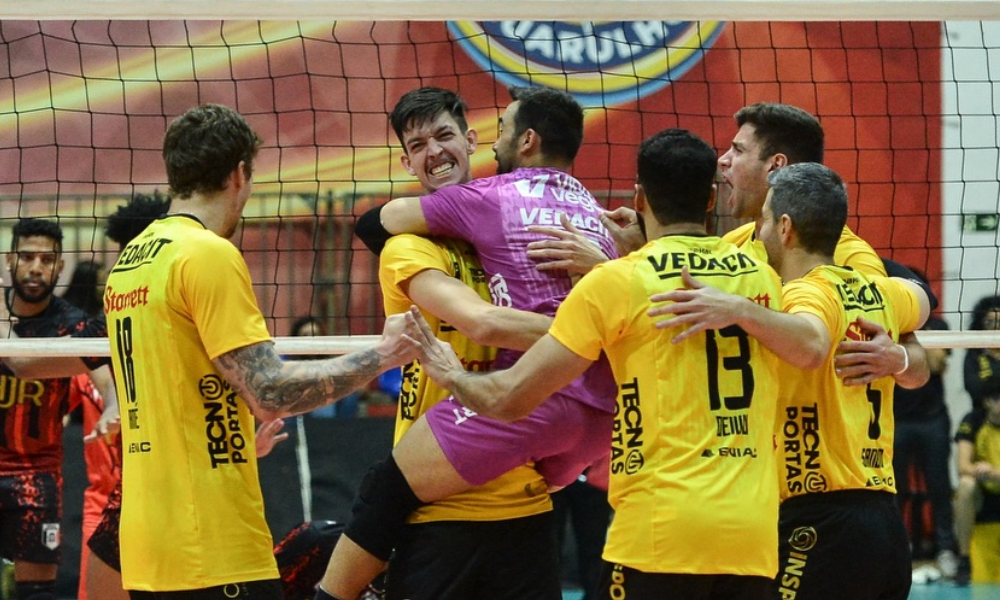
[495,156,514,175]
[10,279,54,307]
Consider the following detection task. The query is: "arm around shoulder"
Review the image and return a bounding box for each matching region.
[405,268,551,351]
[445,335,592,421]
[736,304,831,370]
[380,196,430,235]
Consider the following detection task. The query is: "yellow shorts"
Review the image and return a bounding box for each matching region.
[971,522,1000,583]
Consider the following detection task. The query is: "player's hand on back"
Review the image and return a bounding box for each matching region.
[834,317,904,386]
[526,212,609,275]
[600,206,646,256]
[647,267,746,343]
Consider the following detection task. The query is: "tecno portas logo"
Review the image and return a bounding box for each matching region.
[448,21,726,107]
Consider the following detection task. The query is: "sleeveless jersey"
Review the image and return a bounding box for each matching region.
[550,234,783,577]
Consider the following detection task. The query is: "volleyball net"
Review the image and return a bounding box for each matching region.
[2,4,1000,352]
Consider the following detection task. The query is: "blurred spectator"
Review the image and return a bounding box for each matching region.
[62,260,106,318]
[892,310,957,578]
[290,316,325,342]
[953,377,1000,585]
[964,295,1000,411]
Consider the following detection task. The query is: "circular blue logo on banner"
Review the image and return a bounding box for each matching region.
[448,21,726,107]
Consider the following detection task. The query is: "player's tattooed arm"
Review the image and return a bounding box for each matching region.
[214,342,385,419]
[212,311,420,419]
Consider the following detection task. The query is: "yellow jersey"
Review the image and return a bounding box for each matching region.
[551,234,783,576]
[380,234,550,523]
[777,266,922,500]
[724,222,887,277]
[106,215,277,591]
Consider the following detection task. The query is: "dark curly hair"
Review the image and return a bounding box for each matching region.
[637,128,718,226]
[105,192,171,248]
[970,295,1000,330]
[11,218,63,253]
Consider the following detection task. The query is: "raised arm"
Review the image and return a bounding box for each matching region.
[212,312,419,421]
[600,206,646,256]
[404,268,551,351]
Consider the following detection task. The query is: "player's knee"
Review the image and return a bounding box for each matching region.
[15,580,56,600]
[343,454,424,561]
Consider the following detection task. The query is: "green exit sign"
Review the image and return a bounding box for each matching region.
[964,213,999,232]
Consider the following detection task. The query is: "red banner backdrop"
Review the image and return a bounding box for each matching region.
[0,20,941,330]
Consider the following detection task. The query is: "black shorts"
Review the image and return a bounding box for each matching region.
[128,579,282,600]
[977,488,1000,522]
[774,490,910,600]
[0,472,62,564]
[593,563,771,600]
[385,511,561,600]
[88,483,122,572]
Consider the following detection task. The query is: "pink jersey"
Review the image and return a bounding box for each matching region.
[421,167,618,413]
[422,167,617,316]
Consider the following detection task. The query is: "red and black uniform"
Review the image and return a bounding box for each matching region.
[0,296,107,563]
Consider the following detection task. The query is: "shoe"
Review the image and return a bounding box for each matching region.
[954,555,971,586]
[912,563,941,585]
[937,549,959,579]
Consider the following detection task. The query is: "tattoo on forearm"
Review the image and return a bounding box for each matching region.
[217,342,384,415]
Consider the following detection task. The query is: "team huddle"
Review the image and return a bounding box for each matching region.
[0,86,932,600]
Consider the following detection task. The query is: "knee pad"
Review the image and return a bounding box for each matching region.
[15,580,56,600]
[343,454,424,561]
